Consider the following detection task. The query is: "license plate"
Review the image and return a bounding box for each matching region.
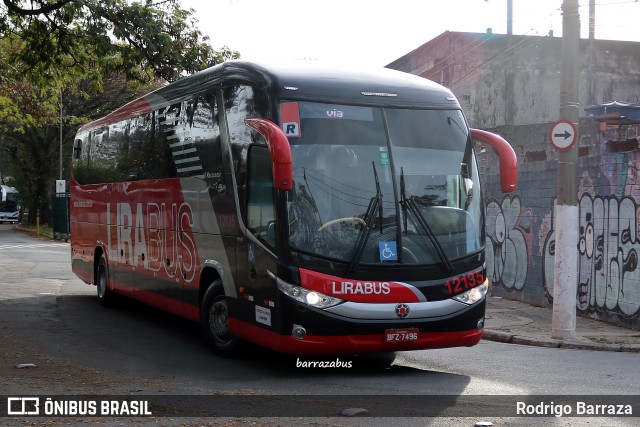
[385,328,419,342]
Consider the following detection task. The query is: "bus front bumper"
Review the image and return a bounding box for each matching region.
[229,298,485,355]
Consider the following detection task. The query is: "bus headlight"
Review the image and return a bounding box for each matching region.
[452,280,489,305]
[276,277,343,309]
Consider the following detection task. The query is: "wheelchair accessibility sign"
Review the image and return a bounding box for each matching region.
[379,241,398,261]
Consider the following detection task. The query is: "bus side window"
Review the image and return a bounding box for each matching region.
[115,113,170,181]
[223,85,270,224]
[72,127,120,184]
[179,92,223,185]
[73,139,82,159]
[246,145,276,247]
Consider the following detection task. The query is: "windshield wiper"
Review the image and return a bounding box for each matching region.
[346,161,383,275]
[400,167,408,234]
[400,168,454,273]
[373,161,384,234]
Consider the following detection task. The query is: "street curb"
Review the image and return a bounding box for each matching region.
[13,224,55,240]
[483,330,640,353]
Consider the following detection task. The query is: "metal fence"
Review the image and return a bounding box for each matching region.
[52,193,70,240]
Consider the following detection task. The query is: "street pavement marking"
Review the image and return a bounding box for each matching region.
[0,242,69,250]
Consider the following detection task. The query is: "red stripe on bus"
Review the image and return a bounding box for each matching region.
[299,268,423,303]
[109,279,200,322]
[229,318,482,354]
[71,178,201,287]
[74,269,93,285]
[78,97,153,133]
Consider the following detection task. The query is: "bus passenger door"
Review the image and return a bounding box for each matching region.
[237,145,280,339]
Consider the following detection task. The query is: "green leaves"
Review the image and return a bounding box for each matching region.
[1,0,238,84]
[0,0,239,224]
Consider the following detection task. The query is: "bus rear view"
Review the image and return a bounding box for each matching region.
[70,61,517,356]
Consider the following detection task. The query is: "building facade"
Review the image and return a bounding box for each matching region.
[388,31,640,128]
[389,32,640,329]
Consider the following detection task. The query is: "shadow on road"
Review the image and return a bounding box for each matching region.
[1,291,473,417]
[44,292,471,380]
[0,292,469,400]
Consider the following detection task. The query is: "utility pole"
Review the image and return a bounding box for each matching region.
[588,0,595,40]
[59,89,63,180]
[505,0,514,125]
[552,0,580,339]
[507,0,513,35]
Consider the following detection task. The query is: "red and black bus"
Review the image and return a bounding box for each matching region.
[70,61,517,356]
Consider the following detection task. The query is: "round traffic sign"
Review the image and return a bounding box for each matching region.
[549,120,578,151]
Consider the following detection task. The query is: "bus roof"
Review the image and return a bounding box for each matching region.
[78,61,460,134]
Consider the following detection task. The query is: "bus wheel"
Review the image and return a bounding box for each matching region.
[96,255,114,307]
[201,282,240,356]
[352,352,396,369]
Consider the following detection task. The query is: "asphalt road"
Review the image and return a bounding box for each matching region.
[0,225,638,426]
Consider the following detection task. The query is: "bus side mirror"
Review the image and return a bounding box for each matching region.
[244,118,293,191]
[73,139,82,159]
[470,129,518,193]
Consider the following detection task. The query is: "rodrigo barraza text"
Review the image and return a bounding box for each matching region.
[516,401,632,417]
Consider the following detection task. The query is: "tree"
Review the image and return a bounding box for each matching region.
[1,69,164,224]
[0,0,239,225]
[1,0,236,83]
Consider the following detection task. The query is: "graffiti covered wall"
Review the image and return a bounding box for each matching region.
[482,120,640,330]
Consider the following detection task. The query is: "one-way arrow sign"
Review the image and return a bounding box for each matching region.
[549,120,578,151]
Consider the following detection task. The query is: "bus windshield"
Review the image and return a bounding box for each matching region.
[286,102,483,266]
[0,189,18,213]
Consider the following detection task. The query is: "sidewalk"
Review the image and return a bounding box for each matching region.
[483,296,640,352]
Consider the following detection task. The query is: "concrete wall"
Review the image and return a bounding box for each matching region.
[388,32,640,127]
[481,120,640,330]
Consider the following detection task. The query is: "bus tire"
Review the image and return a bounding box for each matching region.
[96,254,115,307]
[353,352,396,369]
[201,281,240,357]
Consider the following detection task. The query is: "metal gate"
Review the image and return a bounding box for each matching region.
[52,192,70,240]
